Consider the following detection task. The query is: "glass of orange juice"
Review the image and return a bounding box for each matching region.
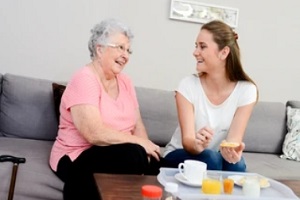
[202,174,222,195]
[223,178,234,194]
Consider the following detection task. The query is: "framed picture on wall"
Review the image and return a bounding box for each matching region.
[170,0,239,28]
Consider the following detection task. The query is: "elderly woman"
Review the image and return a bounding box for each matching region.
[49,18,161,200]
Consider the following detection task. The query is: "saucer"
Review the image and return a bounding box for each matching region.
[174,173,202,187]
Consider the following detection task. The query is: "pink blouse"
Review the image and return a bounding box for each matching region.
[49,66,139,171]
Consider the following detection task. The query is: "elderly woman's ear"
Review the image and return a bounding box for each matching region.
[96,45,104,56]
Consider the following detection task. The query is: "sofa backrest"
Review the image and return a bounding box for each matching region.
[0,73,58,140]
[244,101,286,154]
[135,87,178,146]
[0,73,289,154]
[136,87,288,154]
[135,86,288,153]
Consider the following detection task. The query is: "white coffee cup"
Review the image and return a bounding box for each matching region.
[178,160,207,184]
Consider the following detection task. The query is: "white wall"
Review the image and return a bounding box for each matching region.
[1,0,300,103]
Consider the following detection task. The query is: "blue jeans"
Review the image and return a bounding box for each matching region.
[164,149,246,172]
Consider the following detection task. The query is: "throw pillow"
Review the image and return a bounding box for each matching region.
[280,106,300,161]
[286,100,300,109]
[52,83,66,121]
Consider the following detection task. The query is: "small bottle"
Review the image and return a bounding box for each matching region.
[141,185,163,200]
[164,182,178,200]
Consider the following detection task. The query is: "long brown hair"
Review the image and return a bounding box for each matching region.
[201,20,258,100]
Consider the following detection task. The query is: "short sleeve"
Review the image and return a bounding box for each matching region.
[64,68,101,110]
[238,82,257,107]
[176,75,197,103]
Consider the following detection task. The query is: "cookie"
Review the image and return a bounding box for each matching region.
[220,141,240,148]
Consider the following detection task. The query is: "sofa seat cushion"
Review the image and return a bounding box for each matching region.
[0,74,58,140]
[0,137,63,200]
[244,152,300,180]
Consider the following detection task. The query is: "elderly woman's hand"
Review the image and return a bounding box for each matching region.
[138,138,161,162]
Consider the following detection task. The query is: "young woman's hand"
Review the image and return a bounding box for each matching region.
[220,141,245,164]
[194,126,214,152]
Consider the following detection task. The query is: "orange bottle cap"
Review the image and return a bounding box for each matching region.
[141,185,162,198]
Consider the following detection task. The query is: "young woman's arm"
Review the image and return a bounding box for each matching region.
[220,102,256,163]
[176,92,213,154]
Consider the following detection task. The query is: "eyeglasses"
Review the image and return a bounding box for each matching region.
[106,43,132,55]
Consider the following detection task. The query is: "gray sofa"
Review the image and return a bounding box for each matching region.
[0,73,299,200]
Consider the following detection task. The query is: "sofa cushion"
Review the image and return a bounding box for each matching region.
[0,74,58,140]
[243,102,286,154]
[280,106,300,161]
[287,100,300,108]
[244,152,300,180]
[135,87,178,146]
[52,83,66,121]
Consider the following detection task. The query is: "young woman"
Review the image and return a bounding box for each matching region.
[164,20,258,172]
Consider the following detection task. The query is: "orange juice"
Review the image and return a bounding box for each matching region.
[202,178,222,194]
[223,178,234,194]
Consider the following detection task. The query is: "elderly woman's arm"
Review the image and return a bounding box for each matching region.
[70,105,160,160]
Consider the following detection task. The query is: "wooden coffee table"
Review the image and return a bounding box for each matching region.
[94,174,161,200]
[278,180,300,197]
[94,173,300,200]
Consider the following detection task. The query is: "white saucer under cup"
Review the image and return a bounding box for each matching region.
[175,173,202,187]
